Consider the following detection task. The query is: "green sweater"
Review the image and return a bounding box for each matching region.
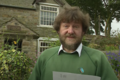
[28,46,118,80]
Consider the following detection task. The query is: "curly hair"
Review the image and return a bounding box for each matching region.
[53,6,90,33]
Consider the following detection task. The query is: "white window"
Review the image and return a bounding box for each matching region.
[37,37,58,56]
[39,3,59,28]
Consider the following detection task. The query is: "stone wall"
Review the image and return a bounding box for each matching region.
[0,6,39,28]
[0,6,57,37]
[22,37,37,57]
[0,4,39,57]
[0,6,39,57]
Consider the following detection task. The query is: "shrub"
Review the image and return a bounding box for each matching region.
[90,36,120,50]
[88,43,100,49]
[106,51,120,75]
[0,44,34,80]
[105,44,119,51]
[82,37,90,46]
[49,40,61,48]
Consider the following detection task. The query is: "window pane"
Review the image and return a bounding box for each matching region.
[44,6,46,10]
[41,6,43,10]
[40,5,58,26]
[47,7,49,10]
[40,11,44,25]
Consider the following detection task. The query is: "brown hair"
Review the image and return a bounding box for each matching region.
[53,6,90,33]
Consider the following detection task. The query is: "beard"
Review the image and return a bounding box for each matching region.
[59,33,82,51]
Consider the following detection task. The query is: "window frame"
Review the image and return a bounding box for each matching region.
[38,3,59,28]
[37,37,59,56]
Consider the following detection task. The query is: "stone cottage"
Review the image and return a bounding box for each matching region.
[0,0,71,57]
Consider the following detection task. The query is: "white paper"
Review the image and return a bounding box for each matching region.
[53,71,101,80]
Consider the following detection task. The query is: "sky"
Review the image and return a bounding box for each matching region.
[111,19,120,31]
[100,19,120,36]
[110,19,120,36]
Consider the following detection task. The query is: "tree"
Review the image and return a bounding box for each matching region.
[66,0,120,37]
[66,0,105,35]
[102,0,120,37]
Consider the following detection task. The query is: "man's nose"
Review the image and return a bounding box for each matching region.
[67,26,74,34]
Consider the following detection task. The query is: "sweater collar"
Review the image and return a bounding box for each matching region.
[58,43,83,57]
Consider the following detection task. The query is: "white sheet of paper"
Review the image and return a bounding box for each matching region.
[53,71,101,80]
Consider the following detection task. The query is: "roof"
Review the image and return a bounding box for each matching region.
[0,0,65,9]
[32,0,65,6]
[0,0,35,9]
[32,0,45,5]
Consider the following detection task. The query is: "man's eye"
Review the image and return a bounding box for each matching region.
[64,25,68,28]
[73,26,79,28]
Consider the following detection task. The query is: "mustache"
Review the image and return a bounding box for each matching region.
[65,34,76,38]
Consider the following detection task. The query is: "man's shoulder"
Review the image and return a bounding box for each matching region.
[82,45,106,66]
[82,45,104,57]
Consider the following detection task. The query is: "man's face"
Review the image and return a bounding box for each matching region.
[58,22,84,52]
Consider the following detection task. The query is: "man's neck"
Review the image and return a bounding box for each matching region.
[63,47,76,53]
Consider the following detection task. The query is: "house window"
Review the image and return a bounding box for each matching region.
[39,41,51,53]
[39,3,59,27]
[4,38,22,51]
[37,37,58,56]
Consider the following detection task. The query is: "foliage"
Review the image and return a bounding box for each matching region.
[89,35,120,50]
[0,44,34,80]
[41,36,60,48]
[97,38,119,50]
[65,0,105,35]
[49,40,61,48]
[111,29,120,38]
[65,0,120,37]
[102,0,120,37]
[88,43,100,49]
[106,51,120,75]
[49,41,60,48]
[82,37,90,46]
[105,45,119,51]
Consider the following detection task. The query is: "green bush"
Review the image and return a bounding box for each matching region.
[0,44,34,80]
[105,45,119,51]
[82,36,90,46]
[49,40,61,48]
[90,36,120,51]
[88,43,100,49]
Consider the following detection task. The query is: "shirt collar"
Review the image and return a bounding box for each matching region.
[58,43,83,57]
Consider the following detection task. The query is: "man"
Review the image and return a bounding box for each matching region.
[28,7,118,80]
